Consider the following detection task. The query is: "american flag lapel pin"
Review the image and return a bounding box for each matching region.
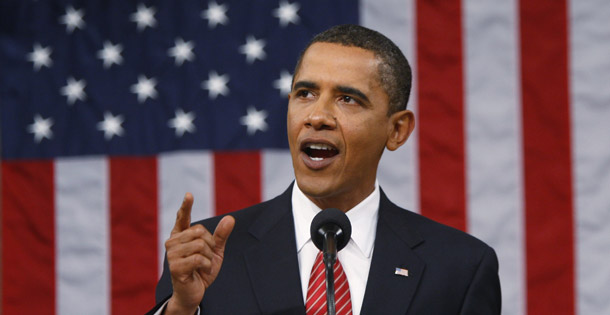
[395,267,409,277]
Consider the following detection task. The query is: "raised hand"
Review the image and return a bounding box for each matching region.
[164,193,235,314]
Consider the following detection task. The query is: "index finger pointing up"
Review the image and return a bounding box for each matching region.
[172,192,194,234]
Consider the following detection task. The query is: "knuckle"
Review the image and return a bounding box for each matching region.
[192,224,205,233]
[193,255,207,267]
[194,238,206,249]
[165,235,183,249]
[166,249,181,262]
[201,258,212,271]
[203,232,215,244]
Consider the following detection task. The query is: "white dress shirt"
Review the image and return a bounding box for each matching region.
[292,181,379,315]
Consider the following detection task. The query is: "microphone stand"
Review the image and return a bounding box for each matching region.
[322,229,338,315]
[310,208,351,315]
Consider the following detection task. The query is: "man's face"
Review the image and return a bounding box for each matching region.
[287,42,408,211]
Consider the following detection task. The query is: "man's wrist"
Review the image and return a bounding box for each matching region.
[164,296,198,315]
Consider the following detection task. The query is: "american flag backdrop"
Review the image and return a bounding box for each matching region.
[1,0,609,314]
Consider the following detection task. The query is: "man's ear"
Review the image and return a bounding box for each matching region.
[386,109,415,151]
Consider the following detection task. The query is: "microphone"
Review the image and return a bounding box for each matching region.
[310,208,352,315]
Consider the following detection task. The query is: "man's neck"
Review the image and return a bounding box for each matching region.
[299,181,377,212]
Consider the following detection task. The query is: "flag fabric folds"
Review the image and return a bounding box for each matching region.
[1,1,609,314]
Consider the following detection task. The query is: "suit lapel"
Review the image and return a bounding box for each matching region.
[360,191,426,314]
[243,185,306,314]
[241,186,426,314]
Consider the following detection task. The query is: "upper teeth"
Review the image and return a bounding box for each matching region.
[308,143,333,150]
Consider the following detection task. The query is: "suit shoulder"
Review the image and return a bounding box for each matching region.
[382,197,494,258]
[382,202,501,314]
[410,209,490,248]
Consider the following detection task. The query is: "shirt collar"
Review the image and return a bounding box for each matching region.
[291,181,380,258]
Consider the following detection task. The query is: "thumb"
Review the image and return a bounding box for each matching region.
[213,215,235,255]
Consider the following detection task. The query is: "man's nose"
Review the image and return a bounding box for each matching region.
[304,97,336,130]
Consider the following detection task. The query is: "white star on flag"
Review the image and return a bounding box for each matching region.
[27,114,54,143]
[202,71,230,99]
[131,4,157,31]
[97,112,124,140]
[131,75,158,103]
[27,43,53,71]
[61,77,87,105]
[59,6,85,33]
[97,41,123,69]
[239,35,266,64]
[273,1,300,27]
[168,38,195,66]
[273,70,293,96]
[201,1,229,28]
[168,109,196,137]
[240,106,268,135]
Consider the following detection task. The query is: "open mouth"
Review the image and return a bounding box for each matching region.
[301,143,339,161]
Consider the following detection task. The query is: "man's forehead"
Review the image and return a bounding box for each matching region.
[294,42,382,87]
[299,42,378,68]
[306,41,376,56]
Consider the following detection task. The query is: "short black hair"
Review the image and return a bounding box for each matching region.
[294,24,412,114]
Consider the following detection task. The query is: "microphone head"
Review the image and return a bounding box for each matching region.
[310,208,352,252]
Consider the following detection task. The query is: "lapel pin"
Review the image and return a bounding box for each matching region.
[395,267,409,277]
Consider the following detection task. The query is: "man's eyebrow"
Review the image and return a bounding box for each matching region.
[336,85,370,104]
[293,81,318,91]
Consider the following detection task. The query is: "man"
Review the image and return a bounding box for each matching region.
[149,24,501,314]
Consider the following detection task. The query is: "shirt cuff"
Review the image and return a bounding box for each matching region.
[153,300,201,315]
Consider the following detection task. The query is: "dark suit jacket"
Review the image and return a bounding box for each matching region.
[150,185,501,314]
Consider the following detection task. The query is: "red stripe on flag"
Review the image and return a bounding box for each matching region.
[1,161,55,314]
[214,151,262,215]
[110,157,158,314]
[519,1,575,314]
[416,0,467,231]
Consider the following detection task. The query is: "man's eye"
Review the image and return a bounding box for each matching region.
[296,90,312,98]
[340,95,357,104]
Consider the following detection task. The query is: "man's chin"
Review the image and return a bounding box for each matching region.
[295,177,336,199]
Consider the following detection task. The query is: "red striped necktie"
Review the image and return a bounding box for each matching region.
[305,251,352,315]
